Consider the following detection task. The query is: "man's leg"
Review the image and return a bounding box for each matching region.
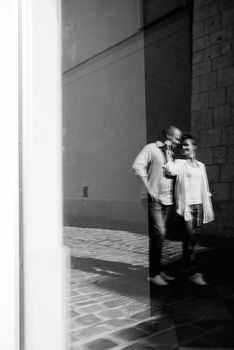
[148,199,169,278]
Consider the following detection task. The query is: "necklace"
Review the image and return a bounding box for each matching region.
[186,159,199,168]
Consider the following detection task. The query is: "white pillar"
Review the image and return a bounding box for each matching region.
[21,1,66,349]
[0,1,19,349]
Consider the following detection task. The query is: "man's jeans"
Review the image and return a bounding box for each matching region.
[148,197,171,277]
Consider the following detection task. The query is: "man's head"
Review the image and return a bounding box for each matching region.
[163,125,181,149]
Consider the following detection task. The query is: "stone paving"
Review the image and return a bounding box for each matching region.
[64,227,180,349]
[63,226,226,350]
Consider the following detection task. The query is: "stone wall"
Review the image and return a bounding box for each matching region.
[191,0,234,236]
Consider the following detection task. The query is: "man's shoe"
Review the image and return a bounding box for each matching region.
[148,275,168,286]
[160,272,175,281]
[189,273,207,286]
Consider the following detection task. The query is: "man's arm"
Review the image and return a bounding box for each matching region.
[132,144,157,200]
[132,145,149,177]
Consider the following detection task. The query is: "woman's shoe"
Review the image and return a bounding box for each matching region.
[189,273,207,286]
[148,275,168,286]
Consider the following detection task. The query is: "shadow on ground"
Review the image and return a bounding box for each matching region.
[71,240,234,304]
[68,237,234,349]
[71,256,149,300]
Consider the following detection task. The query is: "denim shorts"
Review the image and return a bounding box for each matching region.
[189,204,203,233]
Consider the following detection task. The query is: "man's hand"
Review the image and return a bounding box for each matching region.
[147,188,157,201]
[140,176,157,201]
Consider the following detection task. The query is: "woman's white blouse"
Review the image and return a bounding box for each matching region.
[164,159,214,223]
[185,163,203,204]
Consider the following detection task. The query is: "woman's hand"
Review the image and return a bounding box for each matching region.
[163,141,173,162]
[164,140,172,150]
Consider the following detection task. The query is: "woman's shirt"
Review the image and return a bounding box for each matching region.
[163,159,214,223]
[185,162,203,205]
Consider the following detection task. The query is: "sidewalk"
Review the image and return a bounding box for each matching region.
[64,226,234,350]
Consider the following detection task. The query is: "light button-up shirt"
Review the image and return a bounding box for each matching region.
[132,142,173,205]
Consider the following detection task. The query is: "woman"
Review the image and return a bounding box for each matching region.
[164,134,214,285]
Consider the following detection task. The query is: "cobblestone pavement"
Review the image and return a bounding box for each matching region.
[64,226,234,350]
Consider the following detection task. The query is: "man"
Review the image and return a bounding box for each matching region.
[132,125,181,286]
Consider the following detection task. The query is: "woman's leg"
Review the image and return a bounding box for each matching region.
[182,205,206,284]
[182,219,198,276]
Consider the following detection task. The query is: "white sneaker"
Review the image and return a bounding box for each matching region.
[160,272,175,281]
[148,275,168,286]
[189,273,207,286]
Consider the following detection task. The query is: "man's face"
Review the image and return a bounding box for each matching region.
[167,128,181,149]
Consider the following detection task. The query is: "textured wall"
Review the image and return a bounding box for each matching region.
[191,0,234,236]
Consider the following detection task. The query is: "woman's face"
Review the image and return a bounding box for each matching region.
[181,138,196,158]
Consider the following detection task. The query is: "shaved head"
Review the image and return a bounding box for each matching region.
[162,125,180,138]
[162,125,181,149]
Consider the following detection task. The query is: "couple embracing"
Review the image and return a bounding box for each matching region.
[132,126,214,286]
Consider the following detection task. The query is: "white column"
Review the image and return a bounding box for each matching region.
[0,1,19,349]
[21,1,66,349]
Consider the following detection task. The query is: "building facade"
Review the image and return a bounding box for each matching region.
[63,0,234,237]
[191,0,234,236]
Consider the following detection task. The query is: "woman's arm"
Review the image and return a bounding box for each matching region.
[163,159,180,177]
[201,163,212,196]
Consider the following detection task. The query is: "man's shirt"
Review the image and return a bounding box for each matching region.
[132,142,173,205]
